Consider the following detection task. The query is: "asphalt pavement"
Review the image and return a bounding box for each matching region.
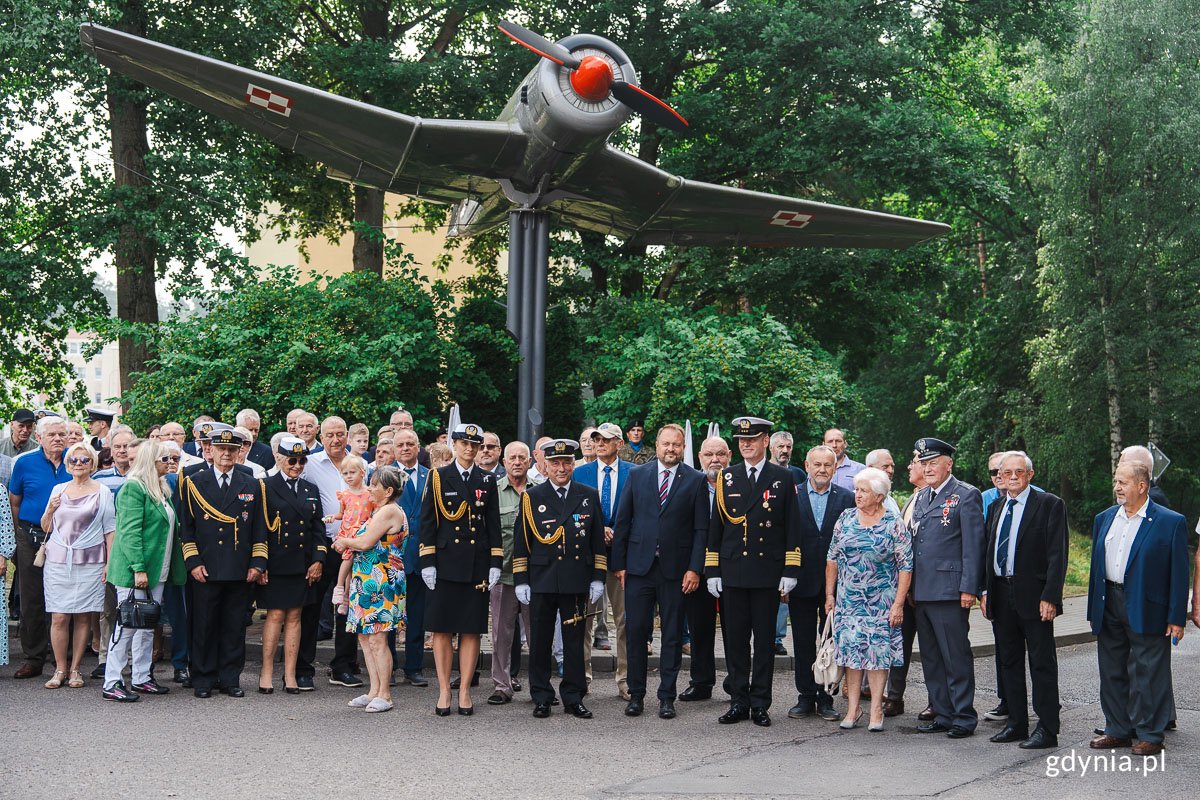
[2,617,1196,800]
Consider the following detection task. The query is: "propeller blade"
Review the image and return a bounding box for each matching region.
[611,81,689,133]
[498,20,581,70]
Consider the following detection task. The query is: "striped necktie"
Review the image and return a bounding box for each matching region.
[659,469,670,506]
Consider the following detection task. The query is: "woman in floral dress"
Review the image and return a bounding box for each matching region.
[825,467,912,731]
[332,466,407,713]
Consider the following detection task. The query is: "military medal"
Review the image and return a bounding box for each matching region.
[538,504,546,513]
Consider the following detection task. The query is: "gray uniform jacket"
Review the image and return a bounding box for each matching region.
[910,475,985,602]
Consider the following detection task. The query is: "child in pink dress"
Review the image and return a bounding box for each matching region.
[329,456,372,614]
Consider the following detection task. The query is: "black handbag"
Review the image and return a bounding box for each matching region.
[111,588,162,645]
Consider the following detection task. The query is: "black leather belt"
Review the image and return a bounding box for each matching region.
[1105,579,1124,589]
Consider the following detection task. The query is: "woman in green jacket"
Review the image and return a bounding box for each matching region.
[102,439,186,702]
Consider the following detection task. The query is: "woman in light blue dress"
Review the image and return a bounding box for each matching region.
[1,484,16,666]
[825,467,912,731]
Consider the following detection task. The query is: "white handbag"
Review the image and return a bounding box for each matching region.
[812,611,843,695]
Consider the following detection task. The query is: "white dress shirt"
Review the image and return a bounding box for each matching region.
[992,485,1032,577]
[1104,499,1148,583]
[655,461,680,497]
[742,457,767,482]
[595,457,620,513]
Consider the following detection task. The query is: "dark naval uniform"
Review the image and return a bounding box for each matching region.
[179,466,269,692]
[419,463,503,633]
[705,460,802,712]
[514,479,607,706]
[259,472,326,610]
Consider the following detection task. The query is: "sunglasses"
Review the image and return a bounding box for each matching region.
[481,444,500,450]
[988,469,1000,477]
[286,457,308,466]
[68,456,93,466]
[159,455,181,463]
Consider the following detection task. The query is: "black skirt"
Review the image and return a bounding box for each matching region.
[424,579,489,634]
[256,573,308,610]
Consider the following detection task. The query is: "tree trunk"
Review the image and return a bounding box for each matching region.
[1098,284,1122,470]
[1145,274,1161,443]
[107,0,158,400]
[352,185,385,274]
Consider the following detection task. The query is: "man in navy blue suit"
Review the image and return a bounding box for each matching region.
[1087,461,1188,757]
[575,422,635,699]
[786,444,854,721]
[611,423,709,719]
[395,427,431,686]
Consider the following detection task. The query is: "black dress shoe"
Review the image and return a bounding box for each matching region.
[435,705,451,716]
[450,671,481,690]
[257,687,274,695]
[787,696,815,719]
[750,707,771,727]
[1167,719,1177,731]
[172,668,190,684]
[550,696,560,706]
[773,642,787,656]
[816,699,839,721]
[458,705,474,716]
[917,721,950,733]
[193,688,212,698]
[719,705,750,724]
[511,678,522,692]
[917,705,936,721]
[946,725,974,739]
[296,675,314,692]
[1019,728,1059,749]
[284,687,300,695]
[222,686,246,698]
[487,692,511,705]
[989,726,1028,743]
[625,697,645,717]
[659,700,677,719]
[533,703,551,718]
[329,671,363,688]
[565,702,593,719]
[679,685,712,702]
[403,671,429,687]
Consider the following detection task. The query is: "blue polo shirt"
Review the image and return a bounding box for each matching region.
[8,448,70,525]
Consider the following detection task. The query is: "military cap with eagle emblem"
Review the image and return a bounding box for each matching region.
[541,439,579,459]
[276,436,309,457]
[450,422,485,444]
[914,437,956,461]
[210,426,246,447]
[731,416,773,438]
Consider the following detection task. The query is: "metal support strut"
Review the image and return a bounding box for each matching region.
[506,209,550,448]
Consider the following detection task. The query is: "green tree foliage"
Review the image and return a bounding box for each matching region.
[117,265,472,437]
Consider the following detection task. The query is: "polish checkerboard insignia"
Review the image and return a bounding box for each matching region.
[769,210,813,228]
[245,84,293,117]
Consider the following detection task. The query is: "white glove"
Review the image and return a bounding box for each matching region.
[588,580,604,604]
[421,566,436,591]
[707,577,722,598]
[488,567,502,589]
[779,577,797,595]
[515,584,532,605]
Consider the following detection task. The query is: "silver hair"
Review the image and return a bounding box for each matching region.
[269,432,287,450]
[854,467,892,497]
[504,441,531,459]
[770,431,793,446]
[36,416,66,436]
[805,444,837,462]
[235,408,260,426]
[999,450,1033,471]
[865,448,892,469]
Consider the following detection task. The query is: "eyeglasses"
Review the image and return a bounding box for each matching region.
[481,444,500,450]
[286,457,308,466]
[159,455,181,463]
[68,456,93,466]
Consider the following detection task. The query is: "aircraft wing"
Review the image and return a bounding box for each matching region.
[550,147,949,249]
[79,24,525,204]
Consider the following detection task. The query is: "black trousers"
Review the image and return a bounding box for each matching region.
[401,575,427,673]
[625,559,685,701]
[684,587,723,691]
[787,594,829,699]
[991,580,1060,733]
[722,586,778,710]
[297,547,358,678]
[529,592,586,705]
[885,601,920,701]
[188,579,252,690]
[14,524,48,667]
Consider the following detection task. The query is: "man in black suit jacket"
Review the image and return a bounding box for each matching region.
[705,417,803,727]
[611,424,709,720]
[786,444,854,720]
[981,452,1068,749]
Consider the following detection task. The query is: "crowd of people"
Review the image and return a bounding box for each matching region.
[0,405,1196,755]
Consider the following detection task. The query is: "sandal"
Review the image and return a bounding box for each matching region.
[68,670,85,688]
[44,670,66,689]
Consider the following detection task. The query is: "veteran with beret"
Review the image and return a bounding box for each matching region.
[419,423,503,716]
[909,437,986,738]
[256,437,326,695]
[178,427,269,698]
[705,416,802,727]
[513,439,607,719]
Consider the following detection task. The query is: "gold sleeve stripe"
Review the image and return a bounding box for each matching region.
[316,543,328,553]
[252,544,269,557]
[784,554,803,566]
[182,543,200,558]
[490,548,504,557]
[419,545,437,556]
[593,555,608,570]
[512,558,529,571]
[704,551,720,566]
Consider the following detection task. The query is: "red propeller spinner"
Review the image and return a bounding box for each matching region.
[498,19,688,133]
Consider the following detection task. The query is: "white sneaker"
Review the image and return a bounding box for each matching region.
[347,694,372,708]
[365,697,393,713]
